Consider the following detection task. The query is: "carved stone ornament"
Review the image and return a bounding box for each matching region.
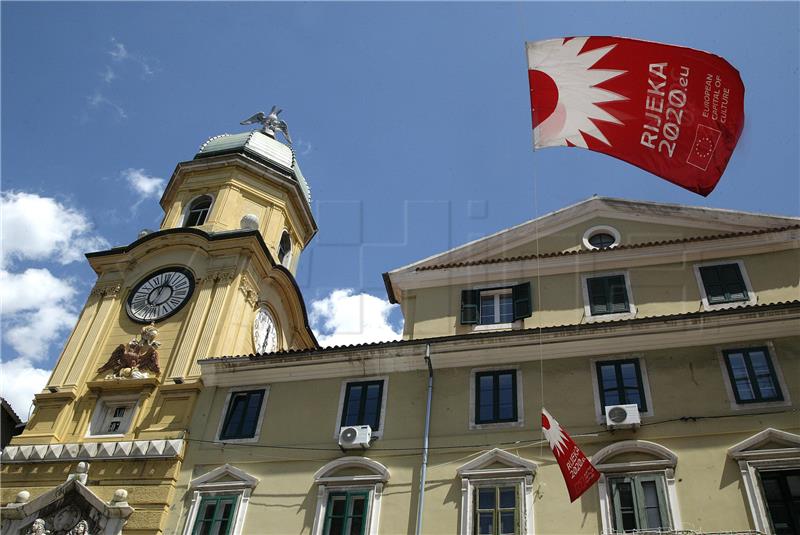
[89,283,121,299]
[97,324,160,379]
[26,518,50,534]
[208,269,235,284]
[239,274,259,308]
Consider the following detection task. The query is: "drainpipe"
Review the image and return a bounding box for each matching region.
[415,343,434,535]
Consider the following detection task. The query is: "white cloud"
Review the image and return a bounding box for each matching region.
[87,91,127,119]
[1,269,79,362]
[0,358,51,420]
[109,37,154,77]
[310,289,402,348]
[109,37,128,61]
[102,65,116,83]
[123,168,165,200]
[1,191,109,267]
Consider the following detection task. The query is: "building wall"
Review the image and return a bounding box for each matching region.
[404,248,800,339]
[165,332,799,533]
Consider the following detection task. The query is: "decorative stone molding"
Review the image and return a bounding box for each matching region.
[90,283,122,299]
[208,269,236,283]
[238,274,259,308]
[1,439,184,463]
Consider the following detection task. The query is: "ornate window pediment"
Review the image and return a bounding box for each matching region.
[311,457,389,535]
[457,448,538,535]
[727,428,800,534]
[182,464,259,535]
[0,478,132,535]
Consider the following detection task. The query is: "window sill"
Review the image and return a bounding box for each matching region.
[86,433,127,439]
[469,419,525,431]
[584,311,636,323]
[701,296,757,312]
[727,399,791,412]
[216,436,261,444]
[472,320,522,332]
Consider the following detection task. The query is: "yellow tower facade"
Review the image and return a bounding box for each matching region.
[0,119,318,535]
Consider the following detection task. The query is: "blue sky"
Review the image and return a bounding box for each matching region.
[2,2,798,415]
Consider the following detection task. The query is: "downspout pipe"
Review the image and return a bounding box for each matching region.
[415,343,434,535]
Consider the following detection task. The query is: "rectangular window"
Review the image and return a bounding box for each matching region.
[608,474,671,532]
[89,398,136,436]
[699,263,748,304]
[587,275,630,316]
[323,491,369,535]
[475,371,518,425]
[480,290,514,325]
[461,283,532,325]
[341,380,384,431]
[761,470,800,535]
[475,486,518,535]
[723,347,783,404]
[219,389,265,440]
[192,494,238,535]
[596,359,647,412]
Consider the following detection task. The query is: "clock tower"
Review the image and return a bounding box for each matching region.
[0,113,319,535]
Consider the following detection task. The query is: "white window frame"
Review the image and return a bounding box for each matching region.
[457,448,537,535]
[581,270,637,322]
[215,385,270,444]
[278,229,293,268]
[716,341,792,411]
[728,428,800,535]
[86,394,139,438]
[182,193,216,227]
[693,259,757,311]
[590,354,654,425]
[592,440,682,535]
[182,464,259,535]
[582,225,621,250]
[469,282,524,332]
[333,376,389,440]
[469,366,524,430]
[311,457,389,535]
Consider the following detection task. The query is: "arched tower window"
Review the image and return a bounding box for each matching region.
[184,195,212,227]
[278,230,292,267]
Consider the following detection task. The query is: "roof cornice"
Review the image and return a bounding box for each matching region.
[199,300,800,386]
[384,226,800,302]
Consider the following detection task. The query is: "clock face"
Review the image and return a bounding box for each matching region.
[253,306,278,354]
[126,267,195,323]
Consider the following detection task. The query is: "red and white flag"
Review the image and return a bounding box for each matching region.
[527,36,745,196]
[541,408,600,502]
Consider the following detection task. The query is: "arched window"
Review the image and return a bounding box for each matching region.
[184,195,212,227]
[278,230,292,267]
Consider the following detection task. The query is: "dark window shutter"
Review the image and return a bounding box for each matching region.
[609,276,630,312]
[720,264,747,301]
[460,289,480,324]
[588,278,609,314]
[512,282,532,321]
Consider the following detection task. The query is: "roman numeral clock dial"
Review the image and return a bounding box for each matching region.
[126,267,195,323]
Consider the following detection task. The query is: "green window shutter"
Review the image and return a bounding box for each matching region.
[461,289,480,324]
[719,264,747,301]
[609,276,630,313]
[512,282,532,321]
[587,278,610,315]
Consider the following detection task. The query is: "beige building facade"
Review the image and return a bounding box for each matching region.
[165,198,800,535]
[1,126,319,534]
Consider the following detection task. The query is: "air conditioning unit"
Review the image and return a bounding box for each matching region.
[338,425,372,449]
[605,404,641,429]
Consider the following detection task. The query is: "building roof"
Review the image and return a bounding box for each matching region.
[196,130,312,204]
[201,299,800,365]
[1,397,23,426]
[414,224,800,272]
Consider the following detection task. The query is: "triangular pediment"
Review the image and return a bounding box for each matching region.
[0,479,132,535]
[457,448,537,476]
[389,197,799,272]
[190,464,259,490]
[728,428,800,460]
